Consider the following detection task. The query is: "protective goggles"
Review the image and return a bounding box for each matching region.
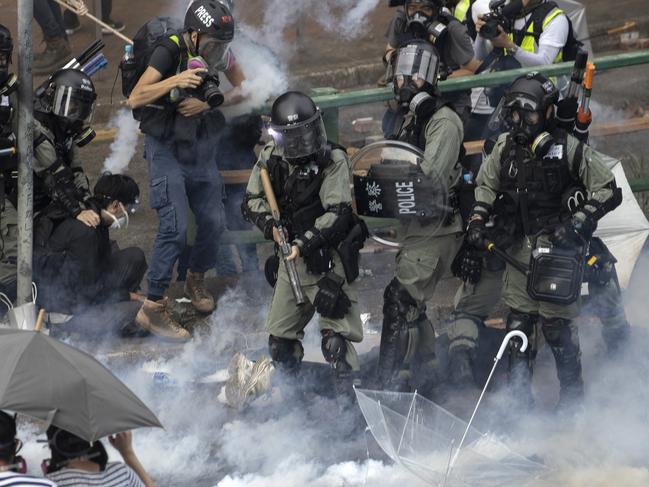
[269,112,327,160]
[51,85,96,124]
[394,44,440,87]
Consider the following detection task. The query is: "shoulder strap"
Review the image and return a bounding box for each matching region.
[530,1,561,40]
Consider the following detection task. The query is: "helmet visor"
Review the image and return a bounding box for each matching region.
[52,85,96,124]
[394,44,439,87]
[270,112,327,160]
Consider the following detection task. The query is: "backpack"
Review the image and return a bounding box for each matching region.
[120,17,184,99]
[526,1,583,61]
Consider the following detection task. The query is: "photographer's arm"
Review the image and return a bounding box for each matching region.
[223,62,246,106]
[127,66,206,110]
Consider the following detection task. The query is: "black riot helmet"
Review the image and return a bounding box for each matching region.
[269,91,327,165]
[185,1,235,66]
[497,72,559,145]
[0,24,17,94]
[43,69,97,139]
[392,40,441,111]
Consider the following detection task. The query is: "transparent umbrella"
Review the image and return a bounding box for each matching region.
[356,332,548,486]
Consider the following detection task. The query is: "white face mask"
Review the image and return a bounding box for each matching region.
[108,203,129,230]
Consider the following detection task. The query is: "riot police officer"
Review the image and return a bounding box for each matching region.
[242,91,367,398]
[0,23,18,301]
[467,73,620,408]
[377,40,466,391]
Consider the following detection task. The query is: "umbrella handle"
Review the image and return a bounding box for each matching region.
[34,309,46,333]
[496,330,528,360]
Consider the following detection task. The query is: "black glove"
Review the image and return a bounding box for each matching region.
[466,218,487,250]
[551,216,595,249]
[556,97,579,129]
[452,244,482,284]
[313,272,351,319]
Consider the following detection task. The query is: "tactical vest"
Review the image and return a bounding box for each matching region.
[499,129,579,236]
[395,98,449,150]
[266,148,338,239]
[507,4,565,62]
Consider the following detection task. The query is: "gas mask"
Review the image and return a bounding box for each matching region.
[0,439,26,474]
[0,52,16,93]
[392,42,440,114]
[195,34,229,68]
[108,203,130,230]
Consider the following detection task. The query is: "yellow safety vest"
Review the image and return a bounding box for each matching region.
[454,0,471,22]
[508,7,565,62]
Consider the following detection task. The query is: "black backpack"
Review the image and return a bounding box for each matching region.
[525,1,583,61]
[120,17,184,99]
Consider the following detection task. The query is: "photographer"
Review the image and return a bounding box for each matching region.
[128,1,245,340]
[34,174,146,316]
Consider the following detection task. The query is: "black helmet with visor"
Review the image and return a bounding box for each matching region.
[393,40,441,110]
[0,24,17,94]
[269,91,327,165]
[492,72,559,144]
[45,69,97,133]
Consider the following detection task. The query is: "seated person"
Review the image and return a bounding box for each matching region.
[34,174,146,315]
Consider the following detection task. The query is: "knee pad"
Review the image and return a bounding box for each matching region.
[268,335,304,371]
[383,278,417,322]
[506,309,538,357]
[321,330,350,372]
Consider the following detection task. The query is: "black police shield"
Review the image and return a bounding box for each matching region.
[351,140,448,246]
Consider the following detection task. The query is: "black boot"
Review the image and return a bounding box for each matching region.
[447,346,476,388]
[540,317,584,409]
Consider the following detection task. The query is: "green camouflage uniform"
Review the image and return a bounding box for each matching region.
[244,141,363,371]
[378,105,465,389]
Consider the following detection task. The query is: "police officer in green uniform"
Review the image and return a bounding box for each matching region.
[0,23,18,301]
[467,73,620,407]
[377,40,465,391]
[242,91,367,397]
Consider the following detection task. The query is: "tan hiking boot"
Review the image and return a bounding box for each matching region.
[135,298,191,342]
[33,37,71,74]
[184,270,215,313]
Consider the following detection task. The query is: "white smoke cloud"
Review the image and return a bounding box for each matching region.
[102,108,140,174]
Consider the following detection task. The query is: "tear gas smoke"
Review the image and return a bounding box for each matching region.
[102,108,140,174]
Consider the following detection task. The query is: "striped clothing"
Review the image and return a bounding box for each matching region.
[0,472,58,487]
[46,463,144,487]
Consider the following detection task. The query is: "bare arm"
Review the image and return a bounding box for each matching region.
[110,432,156,487]
[127,66,206,109]
[223,62,246,106]
[449,57,482,77]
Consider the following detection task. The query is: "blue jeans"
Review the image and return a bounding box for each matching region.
[144,135,225,297]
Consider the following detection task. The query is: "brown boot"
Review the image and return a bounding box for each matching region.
[135,298,191,342]
[33,37,71,74]
[184,270,215,313]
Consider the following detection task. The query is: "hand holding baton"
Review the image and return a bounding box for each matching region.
[260,168,306,305]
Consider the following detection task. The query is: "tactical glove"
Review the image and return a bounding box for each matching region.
[451,244,483,284]
[313,272,351,319]
[466,218,487,250]
[556,97,579,129]
[551,215,595,249]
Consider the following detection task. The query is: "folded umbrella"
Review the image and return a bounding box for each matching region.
[0,328,162,442]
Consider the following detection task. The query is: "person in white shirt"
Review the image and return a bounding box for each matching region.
[0,411,58,487]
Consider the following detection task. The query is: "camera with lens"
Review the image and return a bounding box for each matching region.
[480,0,517,40]
[170,69,225,108]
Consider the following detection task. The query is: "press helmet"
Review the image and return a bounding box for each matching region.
[269,91,327,165]
[185,1,235,41]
